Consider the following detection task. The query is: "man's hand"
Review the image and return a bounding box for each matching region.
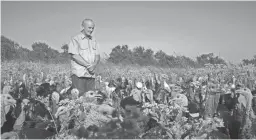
[87,55,100,74]
[71,54,91,68]
[87,63,96,74]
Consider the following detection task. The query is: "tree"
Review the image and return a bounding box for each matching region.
[1,35,70,63]
[108,45,125,64]
[32,42,49,52]
[61,44,69,53]
[154,50,169,67]
[132,46,146,65]
[31,42,49,62]
[143,48,157,65]
[242,55,256,66]
[1,36,19,61]
[196,53,226,67]
[31,42,65,63]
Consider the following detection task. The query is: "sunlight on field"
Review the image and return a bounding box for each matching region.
[1,61,256,84]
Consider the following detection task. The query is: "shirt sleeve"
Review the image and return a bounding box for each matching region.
[68,37,79,55]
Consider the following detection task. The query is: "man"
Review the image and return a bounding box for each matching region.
[68,19,100,96]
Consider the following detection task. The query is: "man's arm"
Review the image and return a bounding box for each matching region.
[68,37,91,68]
[87,55,100,72]
[87,40,101,73]
[94,54,100,65]
[71,54,91,68]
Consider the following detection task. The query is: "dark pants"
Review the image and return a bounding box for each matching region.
[229,120,241,139]
[71,74,95,96]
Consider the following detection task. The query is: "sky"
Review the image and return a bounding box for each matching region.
[1,1,256,63]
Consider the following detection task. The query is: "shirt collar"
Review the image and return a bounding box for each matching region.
[80,30,94,40]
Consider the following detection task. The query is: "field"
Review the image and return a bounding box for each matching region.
[1,61,256,139]
[2,61,256,88]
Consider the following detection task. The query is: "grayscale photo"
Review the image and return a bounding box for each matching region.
[1,1,256,139]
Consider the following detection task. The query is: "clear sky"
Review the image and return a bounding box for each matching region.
[1,1,256,63]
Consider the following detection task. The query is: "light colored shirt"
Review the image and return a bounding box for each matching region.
[68,31,100,78]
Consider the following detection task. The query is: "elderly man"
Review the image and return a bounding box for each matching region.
[68,19,100,96]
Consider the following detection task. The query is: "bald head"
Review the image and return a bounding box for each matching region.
[82,19,95,27]
[81,18,95,37]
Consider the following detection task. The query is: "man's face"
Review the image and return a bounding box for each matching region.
[82,20,95,37]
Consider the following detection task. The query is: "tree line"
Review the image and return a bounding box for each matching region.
[107,45,228,68]
[1,36,70,64]
[1,35,255,67]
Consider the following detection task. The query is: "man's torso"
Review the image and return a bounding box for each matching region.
[70,32,99,78]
